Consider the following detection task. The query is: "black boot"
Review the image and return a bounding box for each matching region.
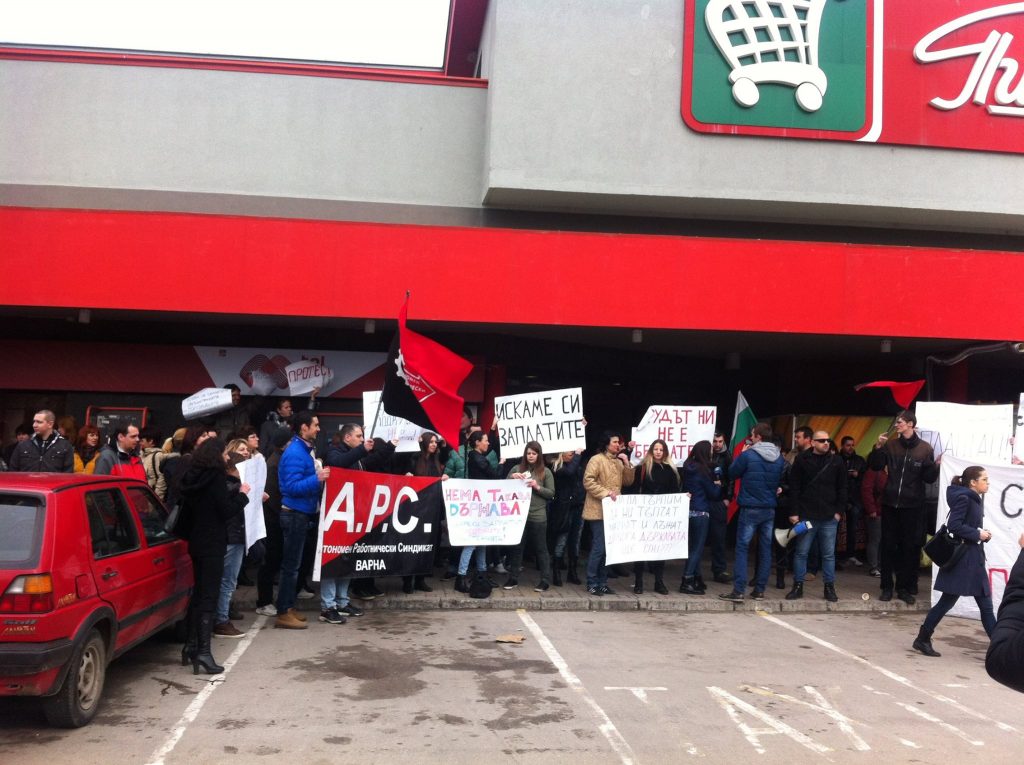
[679,576,701,595]
[633,574,644,595]
[775,568,786,590]
[566,555,581,585]
[694,574,707,594]
[824,582,838,602]
[785,582,804,600]
[913,626,941,657]
[654,578,669,595]
[192,613,224,675]
[414,575,432,592]
[552,567,562,587]
[454,575,469,594]
[180,606,197,667]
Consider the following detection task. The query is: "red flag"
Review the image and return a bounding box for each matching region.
[380,297,473,446]
[853,380,925,409]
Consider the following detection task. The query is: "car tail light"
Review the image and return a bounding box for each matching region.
[0,574,54,613]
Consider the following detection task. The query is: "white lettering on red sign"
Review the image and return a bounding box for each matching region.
[914,3,1024,116]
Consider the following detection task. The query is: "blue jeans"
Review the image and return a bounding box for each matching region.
[923,592,997,637]
[216,542,245,623]
[794,518,839,585]
[734,507,774,593]
[684,513,710,579]
[458,546,488,575]
[586,519,607,588]
[276,511,316,615]
[321,577,351,611]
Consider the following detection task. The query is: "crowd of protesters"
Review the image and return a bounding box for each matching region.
[2,396,1023,693]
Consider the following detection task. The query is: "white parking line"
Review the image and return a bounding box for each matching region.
[144,615,267,765]
[517,610,639,765]
[757,611,1018,735]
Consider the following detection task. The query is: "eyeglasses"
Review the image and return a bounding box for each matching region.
[812,438,829,443]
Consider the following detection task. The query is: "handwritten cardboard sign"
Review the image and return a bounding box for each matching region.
[181,387,234,420]
[494,388,585,456]
[603,493,690,566]
[443,478,531,546]
[631,405,717,466]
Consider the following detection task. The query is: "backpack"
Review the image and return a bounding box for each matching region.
[468,573,493,599]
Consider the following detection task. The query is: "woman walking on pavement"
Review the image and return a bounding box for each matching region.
[913,465,996,657]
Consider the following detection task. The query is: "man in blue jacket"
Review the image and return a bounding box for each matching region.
[275,410,330,629]
[720,422,786,602]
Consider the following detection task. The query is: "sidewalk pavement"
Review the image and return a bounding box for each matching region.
[234,558,931,614]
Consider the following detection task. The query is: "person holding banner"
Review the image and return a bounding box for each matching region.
[582,431,636,596]
[986,532,1024,693]
[913,466,996,657]
[633,439,679,595]
[455,431,502,593]
[505,441,556,591]
[401,432,447,594]
[680,441,722,595]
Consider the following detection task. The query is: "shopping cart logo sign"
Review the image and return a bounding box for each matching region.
[684,0,873,137]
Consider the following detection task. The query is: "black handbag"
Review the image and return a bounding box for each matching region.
[924,521,968,571]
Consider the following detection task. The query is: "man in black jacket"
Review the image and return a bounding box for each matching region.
[867,410,939,604]
[987,534,1024,694]
[786,430,847,602]
[839,436,868,568]
[8,410,74,473]
[709,432,733,583]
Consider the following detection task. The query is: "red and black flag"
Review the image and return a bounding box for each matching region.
[381,296,472,446]
[854,380,925,409]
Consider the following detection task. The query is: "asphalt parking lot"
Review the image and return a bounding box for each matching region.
[1,609,1020,764]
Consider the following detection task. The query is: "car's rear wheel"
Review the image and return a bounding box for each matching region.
[42,628,106,728]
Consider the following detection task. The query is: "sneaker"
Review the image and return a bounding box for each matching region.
[255,604,277,617]
[502,576,519,590]
[847,556,863,567]
[869,568,881,577]
[534,581,550,592]
[340,604,364,617]
[214,621,244,638]
[296,589,316,600]
[750,589,765,601]
[286,607,308,622]
[587,586,603,596]
[719,590,744,602]
[318,608,347,625]
[599,585,615,595]
[274,611,308,630]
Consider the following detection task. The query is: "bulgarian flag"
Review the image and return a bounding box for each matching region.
[727,391,758,521]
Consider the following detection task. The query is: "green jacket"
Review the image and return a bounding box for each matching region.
[507,464,555,522]
[445,444,499,478]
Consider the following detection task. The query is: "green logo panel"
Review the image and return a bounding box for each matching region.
[690,0,868,131]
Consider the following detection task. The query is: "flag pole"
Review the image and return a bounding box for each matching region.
[368,291,410,439]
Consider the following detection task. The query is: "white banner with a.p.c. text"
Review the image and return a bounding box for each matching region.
[603,493,690,566]
[442,479,531,547]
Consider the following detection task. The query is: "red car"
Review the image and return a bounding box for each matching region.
[0,473,192,727]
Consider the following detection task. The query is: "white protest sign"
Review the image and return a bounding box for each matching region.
[443,478,531,546]
[494,388,585,456]
[181,387,234,420]
[933,455,1024,620]
[630,405,717,466]
[1015,394,1023,464]
[603,493,690,566]
[285,359,333,396]
[362,391,427,453]
[916,401,1014,464]
[235,456,268,551]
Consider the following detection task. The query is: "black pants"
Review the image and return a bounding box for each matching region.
[633,560,665,583]
[508,520,552,583]
[880,505,924,594]
[190,554,225,614]
[708,500,729,576]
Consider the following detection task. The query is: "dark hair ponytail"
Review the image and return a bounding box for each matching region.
[951,465,985,487]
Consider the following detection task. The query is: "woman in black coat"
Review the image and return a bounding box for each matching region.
[178,438,248,674]
[986,533,1024,693]
[913,465,995,657]
[633,439,680,595]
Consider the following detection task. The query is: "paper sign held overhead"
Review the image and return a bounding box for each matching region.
[494,388,586,456]
[630,405,717,466]
[285,359,333,396]
[363,391,428,452]
[181,387,234,420]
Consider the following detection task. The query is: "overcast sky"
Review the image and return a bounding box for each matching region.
[0,0,452,68]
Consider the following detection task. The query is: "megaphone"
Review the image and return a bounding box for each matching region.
[775,520,814,547]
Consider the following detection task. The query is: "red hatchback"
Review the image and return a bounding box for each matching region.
[0,473,192,727]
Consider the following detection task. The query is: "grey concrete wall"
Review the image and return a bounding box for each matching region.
[0,60,486,209]
[483,0,1024,233]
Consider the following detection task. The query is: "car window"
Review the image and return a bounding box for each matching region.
[0,494,46,570]
[86,489,141,559]
[126,486,173,546]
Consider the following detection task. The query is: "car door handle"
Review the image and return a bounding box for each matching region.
[153,557,165,565]
[102,570,119,580]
